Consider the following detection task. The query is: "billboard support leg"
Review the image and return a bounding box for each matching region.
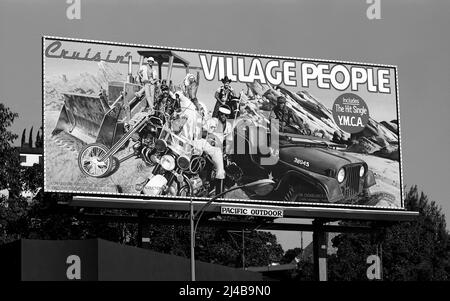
[137,212,143,248]
[190,199,196,281]
[313,220,328,281]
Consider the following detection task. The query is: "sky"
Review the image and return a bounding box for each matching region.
[1,0,450,251]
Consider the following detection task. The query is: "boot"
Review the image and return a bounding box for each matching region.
[215,179,224,197]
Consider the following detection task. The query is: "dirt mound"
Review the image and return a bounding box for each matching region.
[45,61,125,111]
[381,120,399,134]
[246,82,400,161]
[372,145,400,161]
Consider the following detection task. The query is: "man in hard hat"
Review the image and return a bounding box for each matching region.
[136,57,158,112]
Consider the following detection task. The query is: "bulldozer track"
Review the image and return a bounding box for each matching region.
[51,131,86,153]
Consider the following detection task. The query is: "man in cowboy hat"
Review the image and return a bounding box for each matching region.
[213,76,236,117]
[271,95,307,134]
[135,56,158,112]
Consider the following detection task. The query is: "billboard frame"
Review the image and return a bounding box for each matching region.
[43,35,405,212]
[69,195,417,222]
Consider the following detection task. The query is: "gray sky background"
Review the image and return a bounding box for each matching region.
[1,0,450,251]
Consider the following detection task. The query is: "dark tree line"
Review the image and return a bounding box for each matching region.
[285,186,450,281]
[328,186,449,281]
[20,126,43,148]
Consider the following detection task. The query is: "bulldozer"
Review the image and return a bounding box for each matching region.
[51,50,191,149]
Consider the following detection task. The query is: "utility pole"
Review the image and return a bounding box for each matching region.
[242,229,245,270]
[190,199,196,281]
[137,212,143,248]
[228,230,251,270]
[191,180,275,281]
[300,231,304,250]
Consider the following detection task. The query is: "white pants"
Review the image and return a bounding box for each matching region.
[137,83,155,108]
[193,139,225,180]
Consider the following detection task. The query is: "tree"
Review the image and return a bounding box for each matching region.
[0,103,23,243]
[143,218,284,268]
[0,103,21,196]
[327,186,450,281]
[21,128,25,146]
[35,127,43,148]
[28,126,33,148]
[0,103,134,244]
[281,247,302,264]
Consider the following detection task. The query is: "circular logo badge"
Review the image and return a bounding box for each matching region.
[332,93,369,134]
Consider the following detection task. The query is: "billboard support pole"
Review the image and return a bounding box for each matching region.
[313,220,328,281]
[137,212,143,248]
[190,198,196,281]
[189,180,275,282]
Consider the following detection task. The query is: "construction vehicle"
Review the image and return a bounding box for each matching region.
[51,50,191,148]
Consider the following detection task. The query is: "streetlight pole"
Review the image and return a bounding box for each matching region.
[190,197,196,281]
[189,179,275,281]
[190,184,242,282]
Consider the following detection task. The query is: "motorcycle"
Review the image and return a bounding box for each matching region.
[138,105,244,198]
[137,106,205,196]
[77,110,168,178]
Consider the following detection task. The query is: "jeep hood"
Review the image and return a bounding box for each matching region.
[279,144,364,176]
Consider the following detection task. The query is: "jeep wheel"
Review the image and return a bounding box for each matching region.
[284,184,301,202]
[283,182,322,203]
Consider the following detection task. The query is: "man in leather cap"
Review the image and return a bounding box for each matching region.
[155,84,179,118]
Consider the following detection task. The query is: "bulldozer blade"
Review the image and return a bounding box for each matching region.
[52,93,110,144]
[52,82,144,149]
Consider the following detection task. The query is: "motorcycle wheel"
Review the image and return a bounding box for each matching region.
[174,177,191,197]
[78,143,114,178]
[178,183,191,197]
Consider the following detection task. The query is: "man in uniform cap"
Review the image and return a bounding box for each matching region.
[135,56,158,112]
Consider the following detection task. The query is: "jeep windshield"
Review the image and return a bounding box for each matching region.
[279,133,347,150]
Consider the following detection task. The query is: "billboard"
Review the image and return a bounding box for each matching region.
[43,37,404,210]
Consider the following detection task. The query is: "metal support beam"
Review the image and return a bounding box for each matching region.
[313,220,328,281]
[70,196,419,222]
[137,212,143,248]
[67,195,419,282]
[158,62,162,82]
[79,213,385,233]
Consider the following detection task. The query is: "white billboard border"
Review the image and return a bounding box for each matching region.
[42,36,405,211]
